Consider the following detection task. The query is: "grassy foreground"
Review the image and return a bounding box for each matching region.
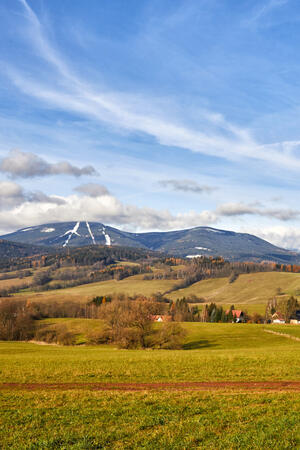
[1,323,299,448]
[0,390,299,449]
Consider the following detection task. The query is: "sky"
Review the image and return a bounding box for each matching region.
[0,0,300,249]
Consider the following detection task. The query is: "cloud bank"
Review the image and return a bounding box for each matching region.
[216,202,299,221]
[0,182,299,251]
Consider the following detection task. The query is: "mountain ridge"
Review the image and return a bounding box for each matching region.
[1,221,299,264]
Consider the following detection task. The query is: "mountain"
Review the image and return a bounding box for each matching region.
[1,221,299,264]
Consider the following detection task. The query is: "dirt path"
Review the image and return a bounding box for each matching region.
[264,329,300,342]
[1,381,300,392]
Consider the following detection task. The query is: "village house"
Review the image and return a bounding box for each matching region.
[271,312,285,324]
[150,315,172,322]
[226,309,245,323]
[290,310,300,325]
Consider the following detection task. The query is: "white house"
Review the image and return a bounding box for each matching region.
[271,312,285,324]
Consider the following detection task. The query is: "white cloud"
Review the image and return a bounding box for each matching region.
[0,181,65,211]
[216,202,299,221]
[0,183,298,242]
[0,149,97,178]
[249,226,300,251]
[74,183,110,197]
[0,181,25,209]
[0,191,218,235]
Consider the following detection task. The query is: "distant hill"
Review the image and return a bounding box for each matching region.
[0,239,51,259]
[1,221,299,264]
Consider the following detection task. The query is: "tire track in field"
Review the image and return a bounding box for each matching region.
[0,381,300,392]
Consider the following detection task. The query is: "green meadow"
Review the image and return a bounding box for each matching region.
[0,322,299,448]
[12,274,180,304]
[1,323,299,383]
[167,271,300,304]
[0,390,299,449]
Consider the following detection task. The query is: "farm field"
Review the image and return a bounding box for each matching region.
[0,275,33,289]
[1,323,299,383]
[0,323,299,448]
[37,317,300,346]
[8,271,300,320]
[168,271,300,304]
[267,324,300,338]
[13,274,180,304]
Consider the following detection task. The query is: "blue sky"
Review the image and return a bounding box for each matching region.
[0,0,300,248]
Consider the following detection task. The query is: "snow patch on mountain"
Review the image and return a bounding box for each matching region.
[205,228,224,233]
[41,228,55,233]
[195,246,211,251]
[86,221,96,245]
[102,227,111,246]
[62,222,81,247]
[186,254,203,258]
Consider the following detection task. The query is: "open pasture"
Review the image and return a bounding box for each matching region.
[10,271,300,311]
[1,323,299,384]
[0,322,299,448]
[168,271,300,304]
[0,275,33,290]
[13,274,180,304]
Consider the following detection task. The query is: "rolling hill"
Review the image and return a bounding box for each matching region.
[1,221,299,263]
[0,239,51,259]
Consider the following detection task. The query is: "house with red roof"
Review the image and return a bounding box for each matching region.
[271,312,285,324]
[150,315,172,322]
[226,309,245,323]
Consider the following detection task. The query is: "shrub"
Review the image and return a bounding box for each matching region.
[33,270,52,286]
[56,327,76,345]
[229,272,239,283]
[155,323,187,349]
[35,327,57,343]
[98,299,160,349]
[87,328,111,345]
[34,325,76,345]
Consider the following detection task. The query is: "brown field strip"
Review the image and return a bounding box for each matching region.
[1,381,300,392]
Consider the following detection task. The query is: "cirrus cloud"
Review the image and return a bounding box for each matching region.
[159,179,216,194]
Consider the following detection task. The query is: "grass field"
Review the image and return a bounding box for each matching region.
[37,317,300,345]
[168,271,300,304]
[0,390,299,449]
[0,275,33,289]
[1,323,299,383]
[8,271,300,322]
[11,270,300,306]
[1,323,299,448]
[40,318,105,344]
[267,324,300,338]
[13,274,180,304]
